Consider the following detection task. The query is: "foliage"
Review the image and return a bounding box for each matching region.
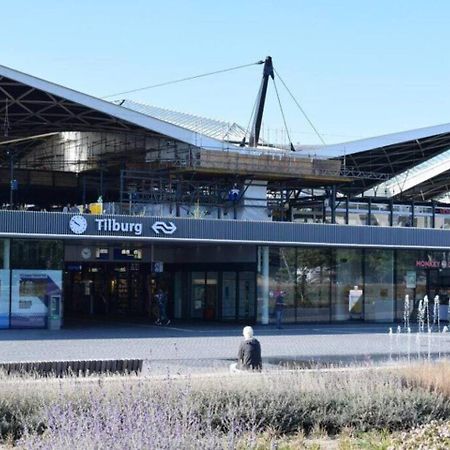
[388,420,450,450]
[0,367,448,448]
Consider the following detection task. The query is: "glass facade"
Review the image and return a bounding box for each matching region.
[332,249,363,321]
[258,245,450,324]
[1,236,450,327]
[364,249,394,321]
[370,203,390,227]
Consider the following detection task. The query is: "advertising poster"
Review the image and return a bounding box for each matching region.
[0,270,10,328]
[406,271,417,289]
[348,286,363,318]
[11,270,62,328]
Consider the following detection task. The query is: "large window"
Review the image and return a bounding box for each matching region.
[332,249,363,321]
[296,248,331,322]
[348,202,368,226]
[393,205,412,227]
[269,247,297,323]
[11,240,63,270]
[364,249,394,321]
[370,203,390,227]
[414,206,433,229]
[268,247,331,323]
[395,250,426,322]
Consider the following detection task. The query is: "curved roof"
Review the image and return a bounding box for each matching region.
[298,124,450,195]
[117,100,247,143]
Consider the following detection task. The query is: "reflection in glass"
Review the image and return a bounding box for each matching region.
[364,249,394,321]
[414,206,432,228]
[392,205,412,227]
[238,272,255,320]
[11,240,63,269]
[222,272,236,319]
[348,202,369,226]
[395,250,426,321]
[370,203,390,227]
[269,247,296,323]
[332,249,363,320]
[191,272,205,319]
[296,248,331,322]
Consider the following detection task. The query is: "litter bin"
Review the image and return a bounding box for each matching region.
[48,295,62,330]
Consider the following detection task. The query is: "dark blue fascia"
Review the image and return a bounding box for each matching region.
[0,210,450,250]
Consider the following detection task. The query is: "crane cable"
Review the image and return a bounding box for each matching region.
[272,78,295,151]
[102,60,264,99]
[273,68,326,145]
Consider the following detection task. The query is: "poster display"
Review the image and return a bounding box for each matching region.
[406,271,417,289]
[348,285,363,318]
[11,270,62,328]
[0,270,10,328]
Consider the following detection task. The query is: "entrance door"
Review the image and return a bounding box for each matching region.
[65,262,149,319]
[238,271,255,321]
[222,272,237,320]
[190,272,218,320]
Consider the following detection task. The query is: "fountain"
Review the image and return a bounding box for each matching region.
[417,295,431,332]
[403,294,410,331]
[433,295,440,332]
[386,295,448,364]
[417,298,424,332]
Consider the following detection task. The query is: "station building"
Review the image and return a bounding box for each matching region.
[1,64,450,328]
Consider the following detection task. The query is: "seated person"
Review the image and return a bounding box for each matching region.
[231,326,262,372]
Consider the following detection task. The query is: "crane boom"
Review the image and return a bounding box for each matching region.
[249,56,274,147]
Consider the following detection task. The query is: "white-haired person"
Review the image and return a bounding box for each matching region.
[230,326,262,372]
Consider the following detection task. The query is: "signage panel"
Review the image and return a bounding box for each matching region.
[11,270,62,328]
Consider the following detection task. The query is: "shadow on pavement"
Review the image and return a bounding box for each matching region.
[0,317,400,341]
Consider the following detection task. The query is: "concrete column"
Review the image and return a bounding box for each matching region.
[260,246,270,325]
[3,239,10,269]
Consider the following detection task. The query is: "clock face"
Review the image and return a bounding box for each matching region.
[69,215,88,234]
[81,247,92,259]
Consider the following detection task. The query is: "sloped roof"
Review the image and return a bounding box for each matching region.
[117,100,247,143]
[0,64,230,150]
[298,124,450,194]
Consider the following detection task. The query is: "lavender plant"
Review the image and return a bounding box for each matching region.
[3,368,450,448]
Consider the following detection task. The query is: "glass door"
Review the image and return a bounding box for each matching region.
[204,272,218,320]
[222,272,237,320]
[191,272,205,319]
[238,271,255,320]
[190,271,218,320]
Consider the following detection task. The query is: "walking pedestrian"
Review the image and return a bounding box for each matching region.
[155,288,170,325]
[275,287,285,329]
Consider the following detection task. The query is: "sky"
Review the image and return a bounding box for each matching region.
[1,0,450,145]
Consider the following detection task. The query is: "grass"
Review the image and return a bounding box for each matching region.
[0,363,448,448]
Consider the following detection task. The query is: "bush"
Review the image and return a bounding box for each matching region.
[389,420,450,450]
[1,367,449,448]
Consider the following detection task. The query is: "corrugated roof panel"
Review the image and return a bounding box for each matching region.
[117,100,247,143]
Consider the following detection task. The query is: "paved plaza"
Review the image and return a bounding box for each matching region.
[0,320,449,374]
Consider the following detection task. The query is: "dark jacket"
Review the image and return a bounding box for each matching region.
[237,338,262,371]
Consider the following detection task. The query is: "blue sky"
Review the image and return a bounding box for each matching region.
[1,0,450,145]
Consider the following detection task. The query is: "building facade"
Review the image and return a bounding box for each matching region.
[2,64,450,328]
[1,211,450,328]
